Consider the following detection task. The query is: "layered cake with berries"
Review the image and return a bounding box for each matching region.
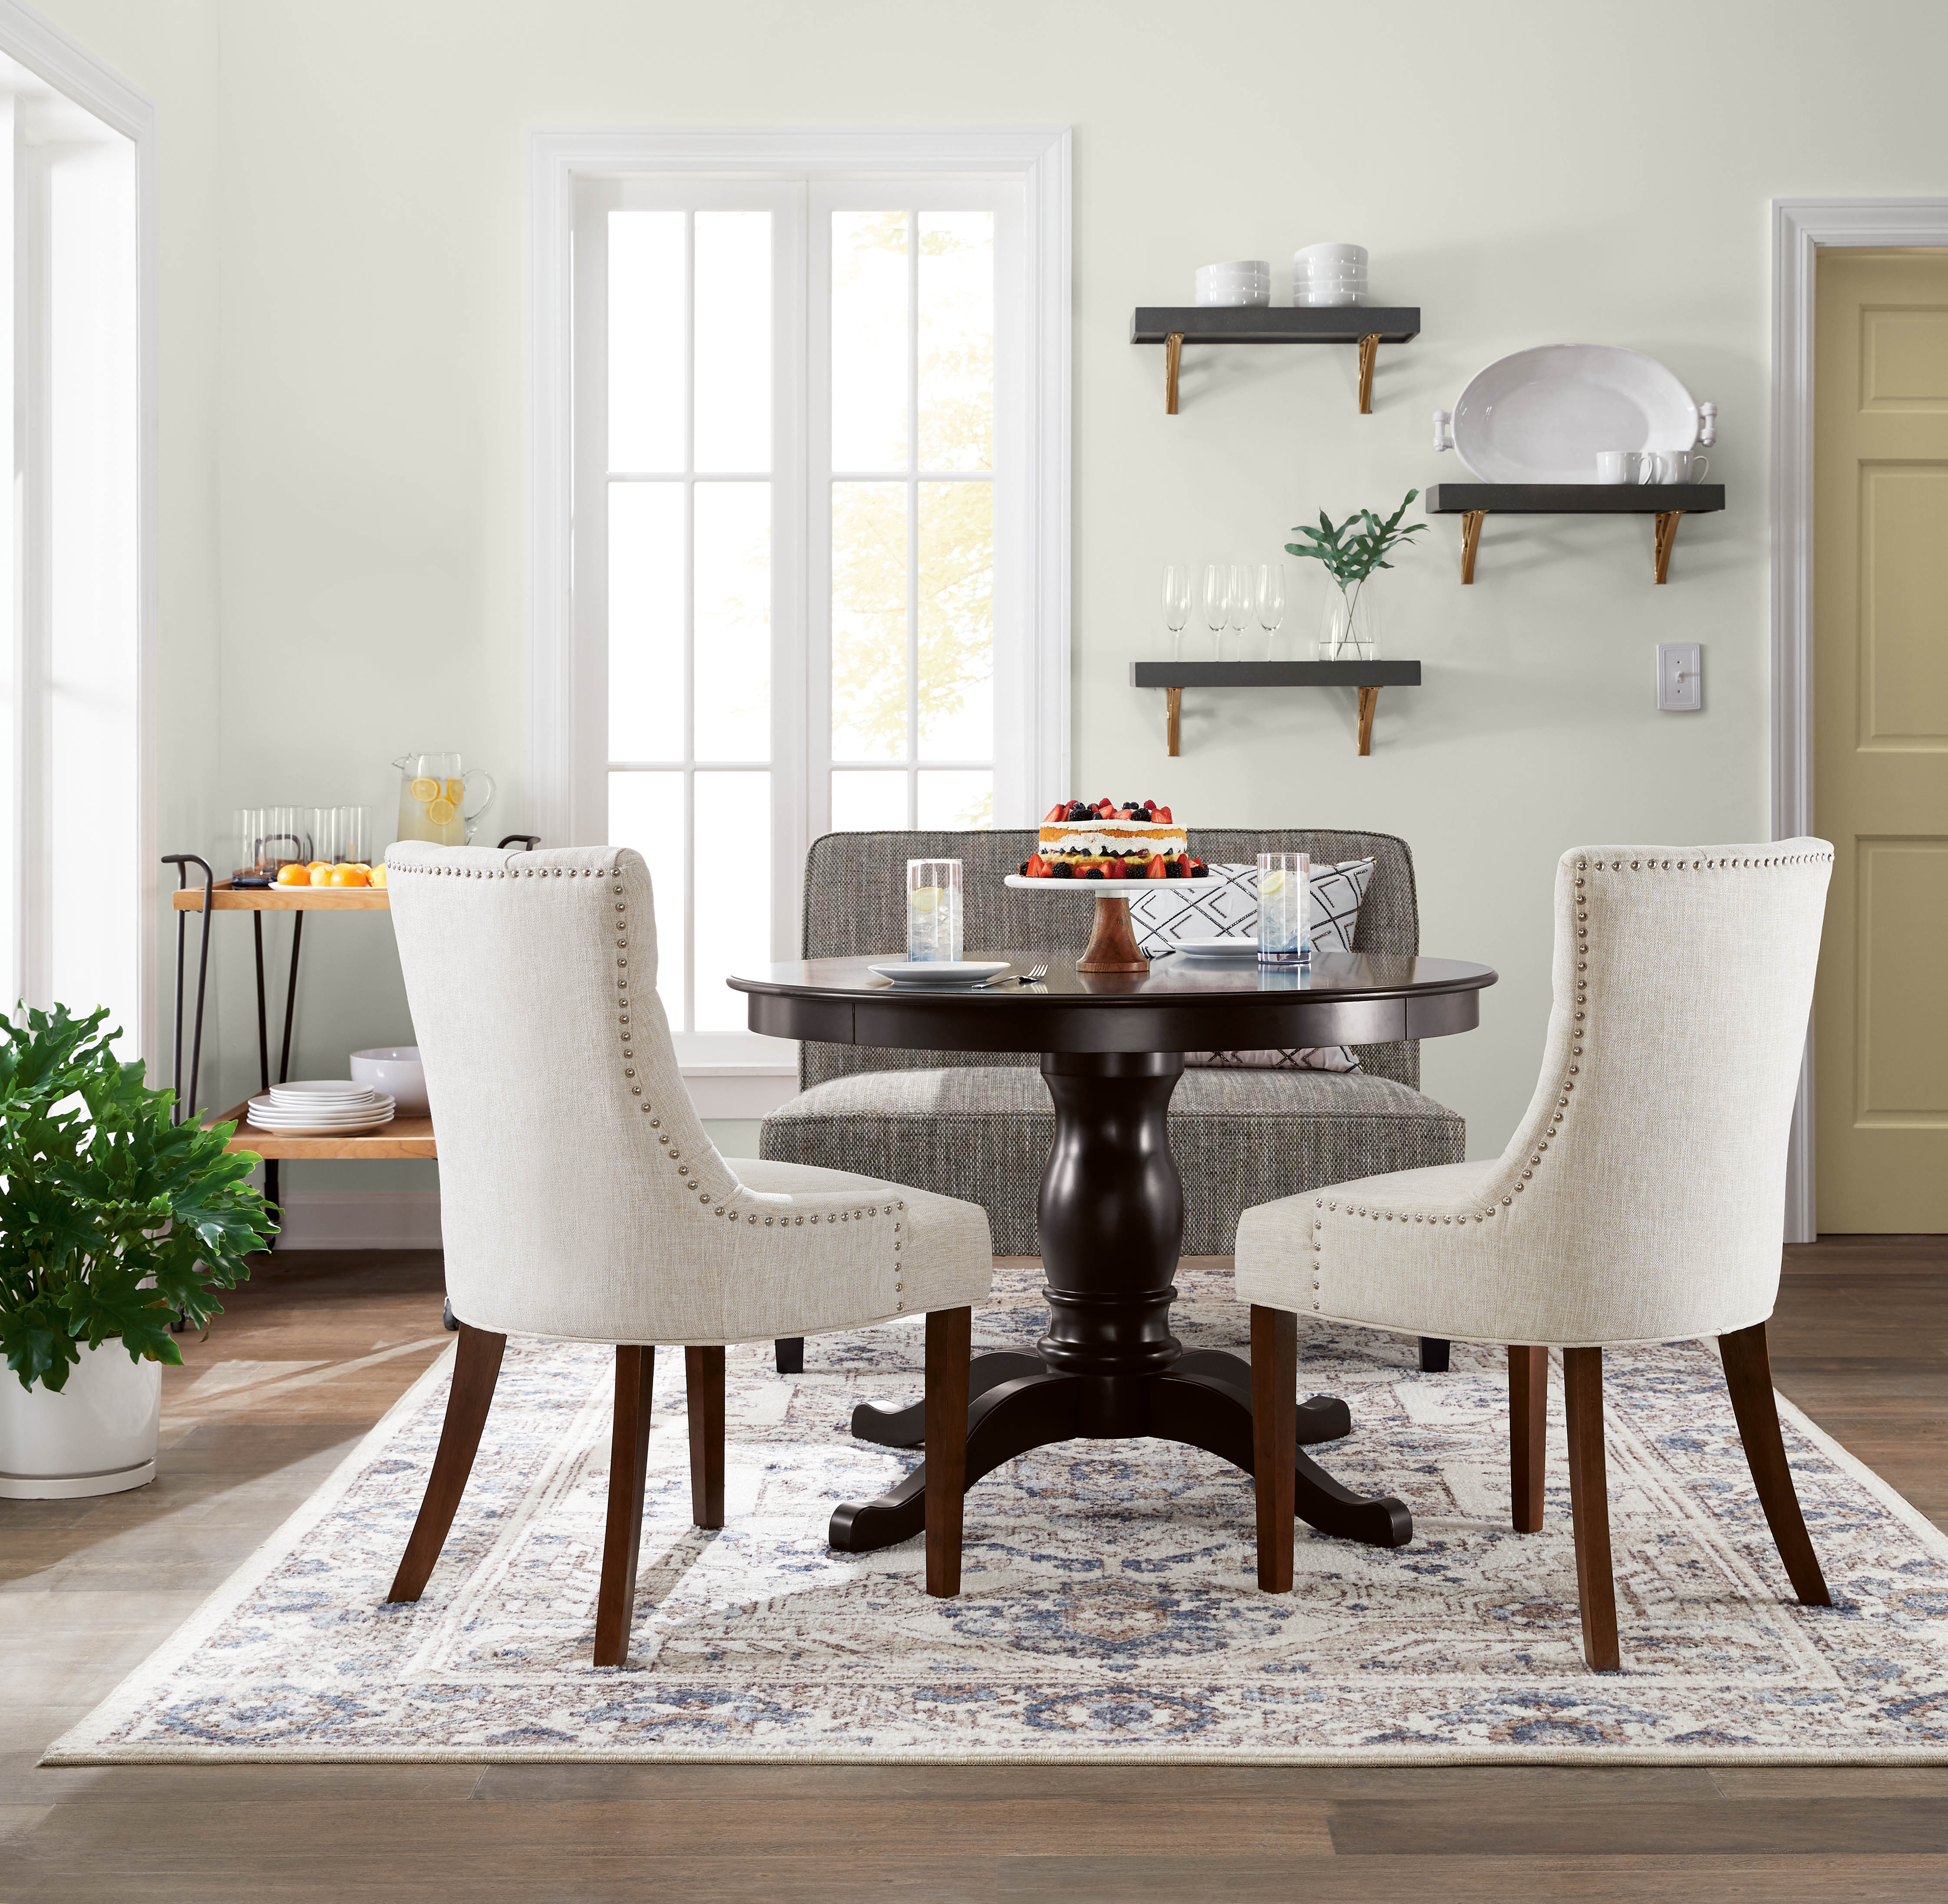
[1020,799,1206,881]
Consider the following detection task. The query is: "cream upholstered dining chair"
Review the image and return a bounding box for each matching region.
[1235,841,1834,1672]
[380,843,993,1664]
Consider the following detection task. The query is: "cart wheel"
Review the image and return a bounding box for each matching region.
[442,1297,458,1332]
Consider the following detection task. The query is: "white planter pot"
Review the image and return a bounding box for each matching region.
[0,1342,160,1498]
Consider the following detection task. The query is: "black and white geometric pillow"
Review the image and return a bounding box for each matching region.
[1126,858,1374,1071]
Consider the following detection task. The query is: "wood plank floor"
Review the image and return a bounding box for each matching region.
[1,1238,1944,1902]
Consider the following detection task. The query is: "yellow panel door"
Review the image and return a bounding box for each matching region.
[1815,249,1948,1231]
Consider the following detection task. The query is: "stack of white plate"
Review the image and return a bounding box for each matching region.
[1293,242,1368,307]
[1195,259,1271,307]
[246,1079,396,1136]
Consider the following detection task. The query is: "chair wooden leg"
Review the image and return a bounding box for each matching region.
[1509,1345,1549,1534]
[1418,1336,1451,1373]
[592,1344,656,1666]
[685,1345,726,1530]
[387,1323,506,1603]
[1251,1306,1299,1591]
[1562,1346,1619,1672]
[924,1307,971,1597]
[774,1336,805,1375]
[1719,1321,1832,1607]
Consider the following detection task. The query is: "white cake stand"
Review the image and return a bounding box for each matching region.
[1004,871,1222,973]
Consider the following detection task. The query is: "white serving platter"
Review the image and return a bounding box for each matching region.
[1003,874,1222,892]
[1442,344,1707,484]
[866,960,1011,988]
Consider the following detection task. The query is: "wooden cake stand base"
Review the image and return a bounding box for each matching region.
[1077,893,1150,973]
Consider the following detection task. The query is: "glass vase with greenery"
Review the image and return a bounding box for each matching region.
[1284,488,1427,662]
[2,1003,274,1394]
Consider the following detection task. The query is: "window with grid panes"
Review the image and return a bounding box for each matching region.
[579,175,1027,1065]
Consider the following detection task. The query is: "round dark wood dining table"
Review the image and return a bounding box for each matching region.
[728,946,1498,1557]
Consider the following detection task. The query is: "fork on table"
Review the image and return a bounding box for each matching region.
[982,963,1048,987]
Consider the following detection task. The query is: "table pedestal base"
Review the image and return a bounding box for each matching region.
[828,1048,1414,1560]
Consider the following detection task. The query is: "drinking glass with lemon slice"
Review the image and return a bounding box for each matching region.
[1257,852,1309,968]
[906,859,964,963]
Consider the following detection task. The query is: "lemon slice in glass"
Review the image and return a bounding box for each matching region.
[909,886,941,914]
[425,796,457,825]
[410,776,439,802]
[1258,869,1287,898]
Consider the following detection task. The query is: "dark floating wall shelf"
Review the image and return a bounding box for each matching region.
[1423,483,1726,584]
[1130,307,1421,416]
[1130,660,1421,758]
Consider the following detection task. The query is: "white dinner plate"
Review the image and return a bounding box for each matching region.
[1447,344,1703,485]
[1169,937,1261,960]
[867,960,1012,988]
[243,1116,395,1137]
[248,1092,395,1126]
[270,1079,379,1101]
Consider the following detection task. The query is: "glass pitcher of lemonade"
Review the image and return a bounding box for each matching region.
[393,752,495,846]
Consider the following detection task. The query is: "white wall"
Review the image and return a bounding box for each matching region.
[33,0,1948,1202]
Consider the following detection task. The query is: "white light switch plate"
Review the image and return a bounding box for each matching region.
[1657,641,1701,712]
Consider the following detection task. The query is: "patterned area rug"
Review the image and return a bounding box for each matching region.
[46,1266,1948,1765]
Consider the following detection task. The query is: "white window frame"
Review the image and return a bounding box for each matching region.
[527,128,1070,1112]
[0,1,157,1073]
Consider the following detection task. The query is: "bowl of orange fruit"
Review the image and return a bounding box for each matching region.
[274,859,388,891]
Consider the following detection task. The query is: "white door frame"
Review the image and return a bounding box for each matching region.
[1771,198,1948,1243]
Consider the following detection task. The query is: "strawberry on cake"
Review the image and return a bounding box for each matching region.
[1019,799,1205,881]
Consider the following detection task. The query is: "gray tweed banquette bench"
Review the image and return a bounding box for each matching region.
[758,826,1465,1296]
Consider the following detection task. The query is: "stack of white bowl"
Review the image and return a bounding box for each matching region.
[246,1079,396,1135]
[1195,259,1271,307]
[1292,242,1368,307]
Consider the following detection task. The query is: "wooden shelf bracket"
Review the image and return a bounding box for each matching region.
[1164,332,1184,415]
[1653,509,1684,584]
[1356,686,1380,755]
[1459,510,1487,584]
[1357,334,1380,415]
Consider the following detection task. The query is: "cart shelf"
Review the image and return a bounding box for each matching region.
[210,1102,436,1160]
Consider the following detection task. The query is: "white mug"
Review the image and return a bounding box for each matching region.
[1644,449,1708,484]
[1595,450,1635,484]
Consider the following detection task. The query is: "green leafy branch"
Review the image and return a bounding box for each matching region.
[1,1002,276,1393]
[1284,488,1427,595]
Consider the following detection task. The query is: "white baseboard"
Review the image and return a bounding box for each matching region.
[682,1066,798,1118]
[271,1191,442,1251]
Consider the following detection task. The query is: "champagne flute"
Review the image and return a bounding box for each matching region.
[1225,563,1251,662]
[1202,562,1228,660]
[1257,562,1287,660]
[1162,564,1191,661]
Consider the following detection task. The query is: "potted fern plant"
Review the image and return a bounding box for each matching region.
[1285,488,1427,662]
[0,1003,274,1498]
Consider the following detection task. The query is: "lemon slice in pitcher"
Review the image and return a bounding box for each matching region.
[444,778,464,803]
[425,796,457,825]
[410,776,439,802]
